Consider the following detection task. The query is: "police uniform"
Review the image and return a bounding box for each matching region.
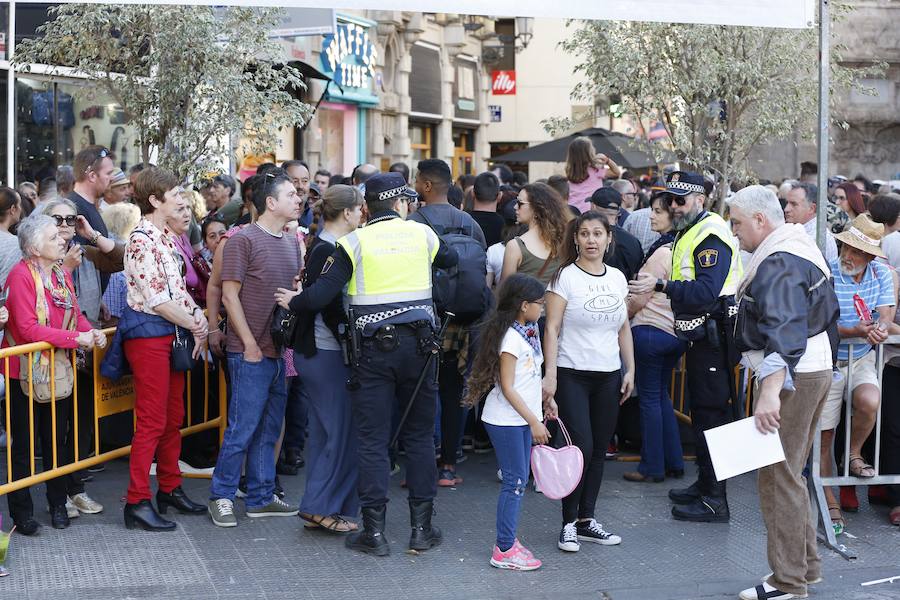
[655,171,742,523]
[291,172,458,556]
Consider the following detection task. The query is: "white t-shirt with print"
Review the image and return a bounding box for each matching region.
[547,263,628,372]
[482,328,544,427]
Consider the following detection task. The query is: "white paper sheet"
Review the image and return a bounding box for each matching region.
[705,417,786,481]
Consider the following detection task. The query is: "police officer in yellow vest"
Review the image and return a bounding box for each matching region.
[629,171,742,523]
[284,172,458,556]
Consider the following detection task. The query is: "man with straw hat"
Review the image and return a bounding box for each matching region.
[819,214,896,535]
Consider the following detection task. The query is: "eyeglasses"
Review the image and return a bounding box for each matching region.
[51,214,77,227]
[528,299,546,306]
[516,200,529,208]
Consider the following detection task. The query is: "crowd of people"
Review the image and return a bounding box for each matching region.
[1,140,900,600]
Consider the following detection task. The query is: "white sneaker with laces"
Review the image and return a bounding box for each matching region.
[69,492,103,514]
[576,519,621,545]
[557,521,580,552]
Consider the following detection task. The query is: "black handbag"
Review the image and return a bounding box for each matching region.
[171,325,196,372]
[271,305,297,352]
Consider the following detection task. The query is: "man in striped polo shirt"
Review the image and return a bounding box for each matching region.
[819,214,896,533]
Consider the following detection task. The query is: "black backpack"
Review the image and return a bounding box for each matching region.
[418,211,492,325]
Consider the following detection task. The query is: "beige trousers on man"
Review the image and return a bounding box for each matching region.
[757,370,831,596]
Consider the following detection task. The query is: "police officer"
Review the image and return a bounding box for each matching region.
[278,172,458,556]
[629,171,742,523]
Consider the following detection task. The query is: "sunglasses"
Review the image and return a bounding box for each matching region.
[84,148,111,174]
[672,195,689,206]
[51,214,78,227]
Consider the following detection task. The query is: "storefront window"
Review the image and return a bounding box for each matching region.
[409,123,435,164]
[15,76,139,184]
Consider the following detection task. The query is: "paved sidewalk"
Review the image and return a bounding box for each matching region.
[1,453,898,599]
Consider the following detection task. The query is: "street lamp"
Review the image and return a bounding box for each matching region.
[515,17,534,50]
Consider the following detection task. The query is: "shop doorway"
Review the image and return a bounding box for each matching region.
[452,128,475,181]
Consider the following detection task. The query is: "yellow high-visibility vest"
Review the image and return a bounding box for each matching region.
[336,217,439,306]
[670,212,742,296]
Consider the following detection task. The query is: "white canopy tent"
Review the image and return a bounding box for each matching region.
[4,0,828,245]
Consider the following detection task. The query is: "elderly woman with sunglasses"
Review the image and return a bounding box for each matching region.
[1,213,106,535]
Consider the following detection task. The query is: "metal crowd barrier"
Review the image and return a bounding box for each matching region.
[0,328,227,497]
[810,336,900,560]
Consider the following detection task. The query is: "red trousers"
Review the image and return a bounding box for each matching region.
[124,335,184,503]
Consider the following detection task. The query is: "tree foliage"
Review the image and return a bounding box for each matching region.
[553,9,881,203]
[14,4,312,180]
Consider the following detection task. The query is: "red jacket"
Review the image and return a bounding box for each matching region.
[1,260,92,380]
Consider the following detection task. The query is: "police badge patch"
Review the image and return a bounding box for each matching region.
[697,249,718,267]
[321,256,335,274]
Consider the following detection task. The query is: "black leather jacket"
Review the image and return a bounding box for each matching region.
[735,252,839,374]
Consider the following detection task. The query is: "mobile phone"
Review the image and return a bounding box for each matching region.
[0,288,8,309]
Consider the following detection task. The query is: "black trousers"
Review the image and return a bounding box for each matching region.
[556,367,621,524]
[881,364,900,505]
[352,332,437,508]
[685,335,734,493]
[439,350,464,466]
[6,383,81,521]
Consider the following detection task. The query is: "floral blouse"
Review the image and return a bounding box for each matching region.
[125,218,199,317]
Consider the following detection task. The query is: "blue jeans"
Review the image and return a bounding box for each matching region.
[632,326,687,478]
[484,423,531,550]
[211,354,288,509]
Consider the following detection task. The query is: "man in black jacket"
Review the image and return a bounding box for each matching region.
[728,186,839,600]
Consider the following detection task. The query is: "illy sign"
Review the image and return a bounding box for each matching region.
[491,70,516,95]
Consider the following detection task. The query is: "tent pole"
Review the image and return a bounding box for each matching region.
[816,0,829,252]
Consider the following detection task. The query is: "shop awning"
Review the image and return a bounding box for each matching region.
[33,1,815,29]
[490,128,676,170]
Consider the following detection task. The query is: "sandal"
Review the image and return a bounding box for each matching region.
[299,512,356,533]
[848,455,876,478]
[827,501,844,536]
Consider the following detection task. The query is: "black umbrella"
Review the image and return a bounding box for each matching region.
[490,127,675,170]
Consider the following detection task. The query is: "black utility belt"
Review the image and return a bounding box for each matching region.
[364,321,437,354]
[674,305,737,343]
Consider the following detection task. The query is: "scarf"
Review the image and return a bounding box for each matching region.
[27,261,76,381]
[736,223,831,301]
[643,231,675,267]
[512,320,542,357]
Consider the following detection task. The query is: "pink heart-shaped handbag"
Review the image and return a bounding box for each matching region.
[530,417,584,500]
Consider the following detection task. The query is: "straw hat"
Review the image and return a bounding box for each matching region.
[835,214,886,259]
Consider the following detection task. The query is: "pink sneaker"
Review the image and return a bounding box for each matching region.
[490,539,541,571]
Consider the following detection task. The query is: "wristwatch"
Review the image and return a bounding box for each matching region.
[88,231,101,246]
[654,279,667,293]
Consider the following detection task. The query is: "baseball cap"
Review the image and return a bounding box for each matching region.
[590,187,623,210]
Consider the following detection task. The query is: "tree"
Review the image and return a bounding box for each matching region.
[553,10,880,206]
[13,4,312,180]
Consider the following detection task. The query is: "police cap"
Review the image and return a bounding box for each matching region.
[665,171,706,196]
[364,172,418,204]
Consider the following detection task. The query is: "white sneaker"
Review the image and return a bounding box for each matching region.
[739,581,806,600]
[558,521,580,552]
[69,492,103,514]
[576,519,621,546]
[178,460,214,476]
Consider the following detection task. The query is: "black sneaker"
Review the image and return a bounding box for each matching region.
[235,476,247,499]
[557,522,580,552]
[671,495,730,523]
[576,519,622,545]
[274,476,285,500]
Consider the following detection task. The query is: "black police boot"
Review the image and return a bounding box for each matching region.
[156,486,206,514]
[408,499,442,551]
[124,500,177,531]
[671,490,730,523]
[668,479,706,505]
[345,505,390,556]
